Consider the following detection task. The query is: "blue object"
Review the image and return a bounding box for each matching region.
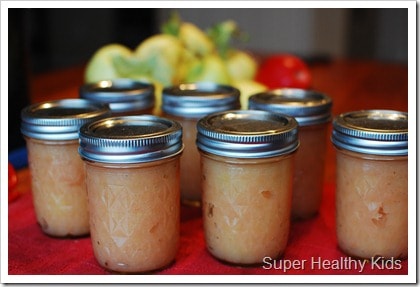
[8,146,28,169]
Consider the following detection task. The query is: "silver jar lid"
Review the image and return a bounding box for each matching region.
[162,82,241,118]
[248,88,332,126]
[21,99,110,141]
[331,110,408,156]
[80,79,155,113]
[196,110,299,158]
[79,115,183,164]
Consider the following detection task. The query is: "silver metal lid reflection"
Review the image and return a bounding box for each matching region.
[331,110,408,156]
[80,79,155,113]
[21,99,110,141]
[79,115,183,164]
[196,110,299,158]
[248,88,332,126]
[162,82,241,118]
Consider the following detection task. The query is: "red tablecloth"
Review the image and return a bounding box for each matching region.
[8,182,409,280]
[7,59,410,283]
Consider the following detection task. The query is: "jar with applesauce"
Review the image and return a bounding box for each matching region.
[78,115,183,273]
[248,88,332,219]
[162,83,240,206]
[20,99,110,237]
[331,110,408,259]
[80,79,155,116]
[196,110,299,265]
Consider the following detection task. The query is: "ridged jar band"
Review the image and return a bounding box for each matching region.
[331,109,408,156]
[196,110,299,158]
[21,99,110,141]
[162,82,241,118]
[248,88,332,126]
[78,115,183,164]
[80,79,155,112]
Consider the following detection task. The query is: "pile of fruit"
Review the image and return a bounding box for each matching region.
[84,13,312,112]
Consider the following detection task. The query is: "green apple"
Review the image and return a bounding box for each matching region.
[184,53,231,85]
[134,34,184,87]
[84,44,133,83]
[112,54,152,79]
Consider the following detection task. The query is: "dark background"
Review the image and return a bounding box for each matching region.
[9,9,157,150]
[8,8,408,151]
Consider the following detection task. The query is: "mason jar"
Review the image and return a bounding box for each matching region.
[249,88,332,219]
[196,110,299,265]
[80,78,155,116]
[162,83,240,206]
[78,115,183,273]
[20,99,110,237]
[331,109,408,259]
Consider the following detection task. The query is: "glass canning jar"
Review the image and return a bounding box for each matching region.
[331,110,408,259]
[20,99,110,237]
[162,83,240,206]
[249,88,332,220]
[78,115,183,273]
[196,110,299,265]
[80,79,155,116]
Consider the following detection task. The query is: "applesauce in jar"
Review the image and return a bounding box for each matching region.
[331,110,408,259]
[196,110,299,265]
[249,88,332,219]
[20,99,109,237]
[80,79,155,116]
[78,115,183,273]
[162,83,240,206]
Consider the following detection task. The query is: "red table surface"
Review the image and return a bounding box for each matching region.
[8,182,408,277]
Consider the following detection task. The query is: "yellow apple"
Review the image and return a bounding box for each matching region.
[226,50,258,81]
[84,44,133,83]
[231,79,267,109]
[179,22,215,57]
